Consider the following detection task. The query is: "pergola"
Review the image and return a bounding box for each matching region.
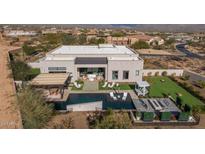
[30,73,71,98]
[135,81,150,96]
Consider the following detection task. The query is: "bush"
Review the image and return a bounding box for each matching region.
[142,112,154,121]
[93,110,132,129]
[147,72,152,76]
[184,104,192,113]
[162,71,168,76]
[155,72,159,76]
[22,43,36,56]
[131,40,150,49]
[178,112,189,121]
[17,86,54,128]
[10,60,40,81]
[160,112,171,121]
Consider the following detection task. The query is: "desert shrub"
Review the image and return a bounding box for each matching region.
[50,117,73,129]
[92,110,132,129]
[155,72,159,76]
[162,71,168,76]
[17,86,54,128]
[171,73,176,77]
[147,72,152,76]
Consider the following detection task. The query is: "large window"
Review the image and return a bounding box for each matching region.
[48,67,66,73]
[123,71,129,80]
[112,71,118,80]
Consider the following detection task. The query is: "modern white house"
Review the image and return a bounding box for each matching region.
[29,44,144,83]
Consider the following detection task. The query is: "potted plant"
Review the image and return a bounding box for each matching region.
[135,112,142,121]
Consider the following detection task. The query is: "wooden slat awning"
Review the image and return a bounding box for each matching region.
[31,73,70,86]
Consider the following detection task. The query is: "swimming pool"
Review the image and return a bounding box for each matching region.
[54,93,135,110]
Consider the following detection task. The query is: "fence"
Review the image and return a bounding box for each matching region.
[143,69,184,77]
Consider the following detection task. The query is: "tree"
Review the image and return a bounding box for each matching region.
[62,34,77,45]
[97,38,105,44]
[131,40,150,49]
[10,60,31,81]
[165,38,175,45]
[17,86,54,128]
[78,34,87,44]
[10,60,39,81]
[22,43,35,56]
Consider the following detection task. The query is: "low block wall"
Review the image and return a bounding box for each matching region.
[143,69,184,77]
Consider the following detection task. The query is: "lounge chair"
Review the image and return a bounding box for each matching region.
[109,92,117,100]
[122,92,128,101]
[74,82,82,89]
[108,82,115,88]
[102,81,108,88]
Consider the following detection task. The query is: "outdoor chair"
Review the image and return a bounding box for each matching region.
[108,82,115,88]
[109,92,117,100]
[74,82,82,88]
[122,92,128,101]
[102,81,108,88]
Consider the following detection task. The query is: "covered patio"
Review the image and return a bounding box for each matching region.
[75,57,107,81]
[30,73,71,100]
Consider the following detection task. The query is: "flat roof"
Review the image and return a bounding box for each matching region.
[31,73,70,86]
[133,98,181,113]
[75,57,107,64]
[49,44,135,55]
[108,56,139,61]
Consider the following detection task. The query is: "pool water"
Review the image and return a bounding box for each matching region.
[54,93,135,110]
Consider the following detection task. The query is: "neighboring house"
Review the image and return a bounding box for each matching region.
[148,37,165,46]
[4,30,37,37]
[106,35,164,45]
[29,44,144,83]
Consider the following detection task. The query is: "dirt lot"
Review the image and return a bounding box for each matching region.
[46,112,89,129]
[144,57,205,76]
[0,38,22,128]
[138,49,182,56]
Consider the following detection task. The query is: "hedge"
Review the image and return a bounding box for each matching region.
[143,112,154,121]
[160,112,172,121]
[178,112,189,121]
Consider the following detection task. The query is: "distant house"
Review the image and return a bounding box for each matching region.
[4,30,37,37]
[106,35,164,46]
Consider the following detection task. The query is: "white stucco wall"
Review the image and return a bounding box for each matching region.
[107,60,143,82]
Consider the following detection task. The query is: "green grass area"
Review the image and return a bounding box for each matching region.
[71,81,84,91]
[30,68,40,74]
[146,76,204,107]
[99,81,134,90]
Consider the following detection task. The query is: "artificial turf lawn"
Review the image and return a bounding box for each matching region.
[146,76,203,107]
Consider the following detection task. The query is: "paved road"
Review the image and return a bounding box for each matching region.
[176,43,202,58]
[0,40,22,128]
